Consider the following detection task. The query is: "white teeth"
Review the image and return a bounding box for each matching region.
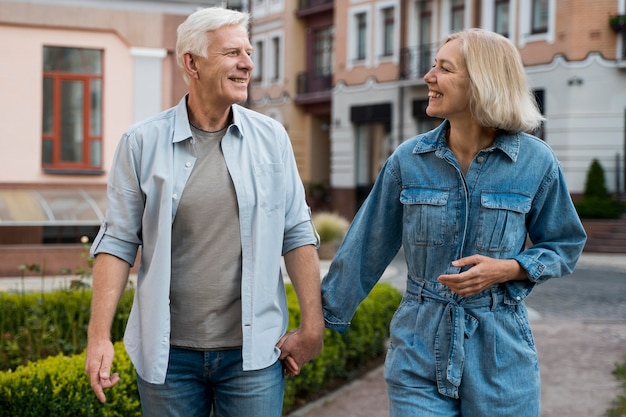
[428,91,442,98]
[231,78,246,83]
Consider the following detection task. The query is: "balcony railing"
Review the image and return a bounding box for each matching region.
[399,43,439,80]
[296,71,332,95]
[298,0,333,12]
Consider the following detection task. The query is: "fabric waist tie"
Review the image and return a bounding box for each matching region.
[406,278,505,399]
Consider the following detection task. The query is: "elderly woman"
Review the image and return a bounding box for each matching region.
[321,29,586,416]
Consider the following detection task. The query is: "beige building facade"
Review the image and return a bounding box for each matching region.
[252,0,626,219]
[2,0,625,274]
[0,0,242,275]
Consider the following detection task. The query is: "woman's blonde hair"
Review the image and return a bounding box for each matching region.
[176,7,250,85]
[445,28,544,133]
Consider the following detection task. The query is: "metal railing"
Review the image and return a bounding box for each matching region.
[298,0,333,12]
[296,71,332,95]
[399,43,439,80]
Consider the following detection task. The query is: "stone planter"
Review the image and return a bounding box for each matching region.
[317,241,339,260]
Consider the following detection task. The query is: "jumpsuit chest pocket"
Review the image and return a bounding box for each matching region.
[400,188,448,246]
[476,192,532,252]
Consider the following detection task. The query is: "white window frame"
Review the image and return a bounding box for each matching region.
[481,0,517,40]
[251,36,266,85]
[438,0,472,37]
[347,4,372,70]
[375,1,400,66]
[518,0,555,47]
[268,33,284,84]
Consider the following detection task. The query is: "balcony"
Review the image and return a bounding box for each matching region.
[399,43,438,81]
[295,71,332,106]
[297,0,333,17]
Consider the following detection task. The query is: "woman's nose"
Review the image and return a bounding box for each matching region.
[423,67,434,83]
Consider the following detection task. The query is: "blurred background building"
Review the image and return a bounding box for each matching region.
[1,0,625,275]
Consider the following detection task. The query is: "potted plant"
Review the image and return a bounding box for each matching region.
[312,212,350,259]
[609,14,626,32]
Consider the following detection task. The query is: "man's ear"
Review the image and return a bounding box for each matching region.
[183,52,199,79]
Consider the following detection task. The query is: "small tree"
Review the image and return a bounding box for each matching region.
[583,159,608,199]
[575,159,625,219]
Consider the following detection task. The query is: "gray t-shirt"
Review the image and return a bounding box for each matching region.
[169,124,243,349]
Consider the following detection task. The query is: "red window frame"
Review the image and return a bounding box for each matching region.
[42,49,103,171]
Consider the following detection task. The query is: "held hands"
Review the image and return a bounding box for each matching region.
[84,339,120,403]
[276,326,324,377]
[437,254,526,298]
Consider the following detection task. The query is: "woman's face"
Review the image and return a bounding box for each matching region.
[423,38,472,122]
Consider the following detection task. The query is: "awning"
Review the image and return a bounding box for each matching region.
[0,188,107,226]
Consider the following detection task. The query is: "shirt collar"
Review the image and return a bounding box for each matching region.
[172,95,243,143]
[412,119,521,162]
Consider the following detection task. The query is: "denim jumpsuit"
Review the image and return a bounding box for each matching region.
[321,121,587,416]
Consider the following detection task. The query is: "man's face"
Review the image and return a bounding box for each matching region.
[192,24,254,108]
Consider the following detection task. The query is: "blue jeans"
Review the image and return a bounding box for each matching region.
[136,347,285,417]
[384,279,540,416]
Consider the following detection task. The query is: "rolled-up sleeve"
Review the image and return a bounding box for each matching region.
[90,132,144,266]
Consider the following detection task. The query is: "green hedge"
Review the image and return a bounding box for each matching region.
[0,283,401,416]
[0,288,133,372]
[0,342,140,417]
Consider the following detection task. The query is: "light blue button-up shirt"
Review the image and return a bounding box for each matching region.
[91,96,318,384]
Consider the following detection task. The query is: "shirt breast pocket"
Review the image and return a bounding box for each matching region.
[254,163,285,213]
[476,192,531,252]
[400,188,448,246]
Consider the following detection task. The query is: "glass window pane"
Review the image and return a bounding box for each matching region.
[42,139,53,164]
[252,40,263,81]
[272,37,280,80]
[383,7,394,56]
[495,1,510,36]
[90,79,102,136]
[90,140,101,167]
[357,13,367,60]
[43,46,102,74]
[532,0,548,33]
[314,26,334,76]
[42,77,54,135]
[60,80,84,163]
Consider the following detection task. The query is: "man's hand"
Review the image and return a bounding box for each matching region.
[85,339,120,403]
[276,326,324,376]
[437,254,527,297]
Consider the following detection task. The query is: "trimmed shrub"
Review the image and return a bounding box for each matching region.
[575,159,625,219]
[0,289,134,372]
[312,212,350,244]
[0,342,140,417]
[0,283,402,416]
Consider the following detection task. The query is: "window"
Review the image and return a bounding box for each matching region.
[42,46,103,171]
[531,0,548,34]
[533,89,545,140]
[382,6,395,57]
[451,0,464,32]
[419,0,433,76]
[271,36,281,81]
[356,12,367,61]
[314,26,334,77]
[494,0,510,37]
[252,40,264,82]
